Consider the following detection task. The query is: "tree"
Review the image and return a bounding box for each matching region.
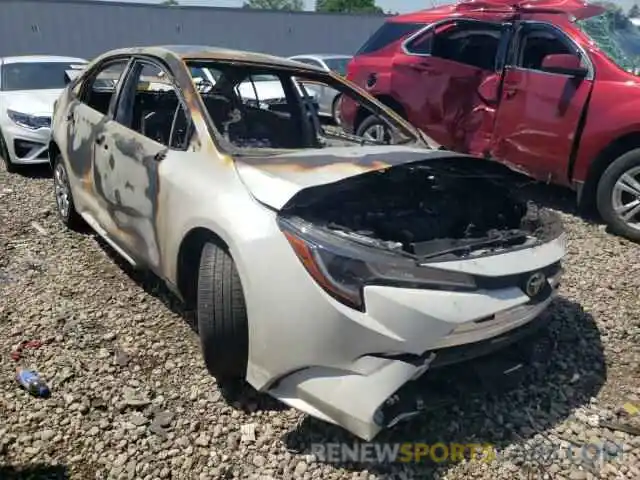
[630,4,640,18]
[315,0,383,14]
[243,0,304,10]
[161,0,179,5]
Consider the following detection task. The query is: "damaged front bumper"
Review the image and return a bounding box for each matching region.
[266,244,563,441]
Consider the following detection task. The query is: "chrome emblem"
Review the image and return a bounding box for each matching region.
[525,272,546,297]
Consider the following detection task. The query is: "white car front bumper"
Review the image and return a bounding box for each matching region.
[2,123,51,165]
[252,234,565,441]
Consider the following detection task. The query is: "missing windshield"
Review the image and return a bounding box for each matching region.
[186,60,425,153]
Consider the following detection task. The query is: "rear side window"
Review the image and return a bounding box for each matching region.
[357,22,426,55]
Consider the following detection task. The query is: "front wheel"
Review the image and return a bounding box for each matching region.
[197,242,249,381]
[53,155,85,230]
[596,148,640,242]
[355,115,392,144]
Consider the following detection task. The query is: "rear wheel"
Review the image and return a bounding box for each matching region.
[0,129,16,173]
[197,242,249,381]
[355,115,392,144]
[53,154,84,230]
[596,148,640,242]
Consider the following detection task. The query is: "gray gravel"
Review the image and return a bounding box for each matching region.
[1,161,639,480]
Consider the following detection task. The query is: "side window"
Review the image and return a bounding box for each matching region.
[406,21,503,71]
[114,61,193,149]
[357,22,427,55]
[517,25,585,72]
[81,60,128,115]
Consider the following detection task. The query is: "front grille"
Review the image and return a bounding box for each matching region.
[473,262,562,291]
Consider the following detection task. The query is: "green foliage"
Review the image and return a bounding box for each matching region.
[315,0,383,14]
[243,0,304,10]
[629,4,640,18]
[160,0,179,5]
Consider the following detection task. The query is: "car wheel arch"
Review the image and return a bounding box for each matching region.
[580,131,640,212]
[176,227,231,307]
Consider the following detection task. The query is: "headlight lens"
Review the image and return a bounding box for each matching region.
[7,109,51,130]
[278,216,477,311]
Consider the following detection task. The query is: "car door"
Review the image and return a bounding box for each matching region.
[391,18,511,154]
[60,58,131,216]
[490,20,594,185]
[90,58,195,270]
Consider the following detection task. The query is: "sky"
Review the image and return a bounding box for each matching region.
[96,0,640,14]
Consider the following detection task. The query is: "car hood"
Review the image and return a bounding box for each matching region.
[234,145,465,210]
[2,89,63,116]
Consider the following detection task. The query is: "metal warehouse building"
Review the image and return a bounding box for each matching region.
[0,0,389,60]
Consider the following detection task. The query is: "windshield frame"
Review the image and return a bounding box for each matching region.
[0,61,88,92]
[186,59,435,157]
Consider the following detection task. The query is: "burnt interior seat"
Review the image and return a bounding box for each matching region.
[132,91,179,145]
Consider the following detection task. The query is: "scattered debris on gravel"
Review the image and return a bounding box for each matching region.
[1,162,639,480]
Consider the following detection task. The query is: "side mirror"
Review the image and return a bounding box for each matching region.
[477,74,500,105]
[541,54,588,77]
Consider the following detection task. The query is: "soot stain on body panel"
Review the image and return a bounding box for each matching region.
[65,101,108,180]
[92,130,165,270]
[237,149,451,172]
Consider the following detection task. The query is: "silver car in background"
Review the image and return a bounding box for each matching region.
[288,54,351,124]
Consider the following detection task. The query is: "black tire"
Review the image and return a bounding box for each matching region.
[355,114,392,144]
[0,129,16,173]
[197,242,249,380]
[53,154,85,230]
[596,148,640,242]
[331,93,342,126]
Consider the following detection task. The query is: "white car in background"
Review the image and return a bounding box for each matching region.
[288,54,352,124]
[0,55,88,172]
[189,66,319,113]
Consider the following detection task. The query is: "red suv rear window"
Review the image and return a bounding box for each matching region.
[356,21,426,55]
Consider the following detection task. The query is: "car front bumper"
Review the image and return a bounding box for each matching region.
[268,287,558,440]
[252,234,565,441]
[2,123,51,165]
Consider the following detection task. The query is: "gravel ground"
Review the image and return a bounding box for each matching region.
[1,160,639,480]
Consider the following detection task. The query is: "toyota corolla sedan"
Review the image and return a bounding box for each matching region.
[0,55,87,171]
[49,45,566,440]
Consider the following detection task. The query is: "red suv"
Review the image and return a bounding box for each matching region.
[342,0,640,241]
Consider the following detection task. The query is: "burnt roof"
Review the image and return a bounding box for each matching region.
[101,45,326,72]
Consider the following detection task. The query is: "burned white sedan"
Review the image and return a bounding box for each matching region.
[49,45,565,440]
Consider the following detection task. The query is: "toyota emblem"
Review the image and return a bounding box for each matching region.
[525,272,546,297]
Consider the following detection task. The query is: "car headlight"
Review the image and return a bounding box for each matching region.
[278,216,476,311]
[7,109,51,130]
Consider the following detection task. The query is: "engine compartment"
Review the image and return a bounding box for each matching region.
[282,157,563,259]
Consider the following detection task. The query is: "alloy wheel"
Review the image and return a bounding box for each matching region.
[54,162,71,220]
[611,165,640,232]
[361,123,390,143]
